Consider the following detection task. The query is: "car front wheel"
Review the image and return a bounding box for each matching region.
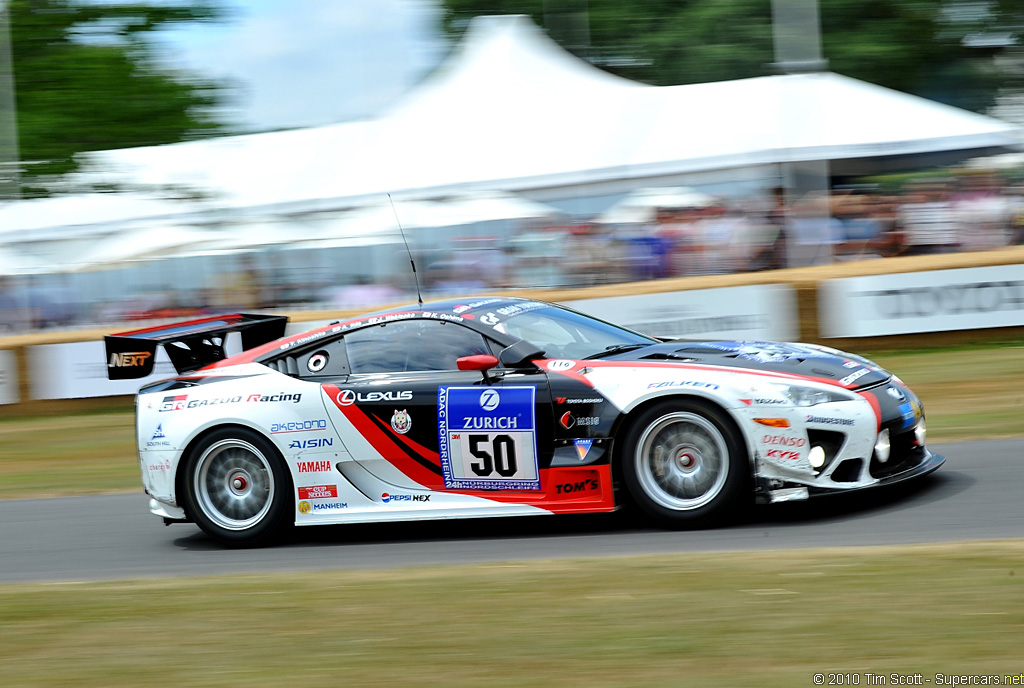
[182,427,291,547]
[621,400,748,527]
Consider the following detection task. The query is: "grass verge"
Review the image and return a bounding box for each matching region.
[1,542,1023,687]
[0,340,1021,501]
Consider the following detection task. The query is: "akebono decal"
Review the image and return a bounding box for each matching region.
[438,386,540,491]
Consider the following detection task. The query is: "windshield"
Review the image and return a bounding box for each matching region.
[495,304,657,360]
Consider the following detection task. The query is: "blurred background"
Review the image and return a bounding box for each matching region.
[1,0,1023,334]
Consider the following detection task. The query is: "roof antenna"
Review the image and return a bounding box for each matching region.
[388,193,423,306]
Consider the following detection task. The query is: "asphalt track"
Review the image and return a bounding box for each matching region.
[1,439,1021,584]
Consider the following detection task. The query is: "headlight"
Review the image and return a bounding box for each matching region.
[914,419,926,446]
[875,429,891,463]
[769,383,853,407]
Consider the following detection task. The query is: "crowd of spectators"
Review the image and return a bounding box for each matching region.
[438,172,1024,290]
[3,171,1024,333]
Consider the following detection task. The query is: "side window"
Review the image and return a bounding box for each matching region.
[345,319,494,374]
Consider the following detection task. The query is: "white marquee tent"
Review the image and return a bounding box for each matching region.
[69,14,1020,217]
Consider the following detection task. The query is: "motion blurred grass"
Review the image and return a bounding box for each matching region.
[2,543,1023,687]
[0,340,1021,500]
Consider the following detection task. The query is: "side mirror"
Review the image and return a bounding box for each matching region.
[457,354,499,372]
[498,341,546,369]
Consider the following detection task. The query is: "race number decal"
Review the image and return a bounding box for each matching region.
[438,386,540,491]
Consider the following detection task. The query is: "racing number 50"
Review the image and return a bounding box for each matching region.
[468,434,518,477]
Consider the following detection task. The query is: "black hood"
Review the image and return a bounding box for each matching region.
[606,340,891,389]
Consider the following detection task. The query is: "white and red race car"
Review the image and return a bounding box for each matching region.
[105,297,943,546]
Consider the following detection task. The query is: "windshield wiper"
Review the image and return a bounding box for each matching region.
[583,343,651,360]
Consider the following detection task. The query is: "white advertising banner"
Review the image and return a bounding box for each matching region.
[28,333,245,400]
[0,349,18,405]
[30,341,178,400]
[26,322,336,401]
[819,264,1024,338]
[566,284,799,342]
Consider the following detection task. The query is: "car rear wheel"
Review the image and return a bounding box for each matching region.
[182,427,291,547]
[621,400,747,527]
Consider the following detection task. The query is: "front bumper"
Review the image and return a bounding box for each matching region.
[148,497,188,522]
[756,447,945,503]
[809,447,945,496]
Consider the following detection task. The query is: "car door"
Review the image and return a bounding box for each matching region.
[320,317,553,496]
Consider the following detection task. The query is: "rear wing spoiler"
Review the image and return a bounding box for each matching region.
[104,313,289,380]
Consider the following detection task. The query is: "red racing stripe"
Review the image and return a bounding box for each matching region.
[323,383,444,489]
[858,390,882,430]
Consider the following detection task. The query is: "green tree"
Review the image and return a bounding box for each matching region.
[439,0,1019,114]
[6,0,229,194]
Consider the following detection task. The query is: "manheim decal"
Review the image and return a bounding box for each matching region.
[861,280,1024,319]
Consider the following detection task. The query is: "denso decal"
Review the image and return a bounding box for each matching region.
[297,460,333,472]
[765,448,801,460]
[108,351,151,368]
[806,415,854,426]
[289,438,333,450]
[381,493,431,503]
[246,393,301,403]
[761,435,806,447]
[336,389,413,406]
[647,381,720,390]
[298,485,338,500]
[147,459,172,472]
[271,420,328,433]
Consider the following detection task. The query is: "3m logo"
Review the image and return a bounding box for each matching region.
[108,351,151,368]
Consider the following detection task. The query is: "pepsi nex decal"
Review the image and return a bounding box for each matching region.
[438,386,540,491]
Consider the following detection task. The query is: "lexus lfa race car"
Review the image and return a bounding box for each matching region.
[105,297,943,546]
